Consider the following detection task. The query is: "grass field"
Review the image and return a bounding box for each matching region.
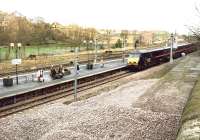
[0,44,84,60]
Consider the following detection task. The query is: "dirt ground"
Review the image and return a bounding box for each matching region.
[0,52,199,140]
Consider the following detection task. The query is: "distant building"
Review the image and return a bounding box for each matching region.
[139,31,169,46]
[97,29,170,48]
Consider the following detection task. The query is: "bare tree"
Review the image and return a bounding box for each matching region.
[186,4,200,41]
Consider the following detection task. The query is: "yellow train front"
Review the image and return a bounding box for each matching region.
[127,52,141,70]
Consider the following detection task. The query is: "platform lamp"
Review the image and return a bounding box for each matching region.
[0,46,1,63]
[89,40,93,64]
[74,47,78,101]
[83,40,88,62]
[10,43,18,85]
[123,38,127,63]
[83,40,93,69]
[122,37,127,63]
[16,43,21,85]
[94,38,97,64]
[170,33,174,63]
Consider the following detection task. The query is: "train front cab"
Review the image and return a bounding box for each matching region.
[127,52,141,70]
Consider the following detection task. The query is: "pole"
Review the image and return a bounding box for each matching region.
[170,33,173,63]
[133,33,135,50]
[122,36,125,63]
[16,45,19,84]
[94,38,97,64]
[87,43,89,64]
[0,47,1,63]
[74,47,78,101]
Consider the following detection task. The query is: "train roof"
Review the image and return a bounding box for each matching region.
[130,43,191,54]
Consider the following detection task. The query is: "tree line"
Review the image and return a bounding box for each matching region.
[0,11,97,46]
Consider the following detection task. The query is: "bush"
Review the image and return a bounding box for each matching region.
[113,39,122,48]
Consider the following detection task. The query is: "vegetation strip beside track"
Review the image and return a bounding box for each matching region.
[177,74,200,139]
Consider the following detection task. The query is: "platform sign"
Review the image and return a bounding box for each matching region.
[17,43,22,47]
[173,42,178,49]
[11,59,22,65]
[10,43,14,47]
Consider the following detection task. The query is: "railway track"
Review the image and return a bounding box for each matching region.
[0,66,131,118]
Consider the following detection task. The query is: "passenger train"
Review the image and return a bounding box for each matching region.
[127,43,197,70]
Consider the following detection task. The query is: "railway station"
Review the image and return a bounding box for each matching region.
[1,0,200,139]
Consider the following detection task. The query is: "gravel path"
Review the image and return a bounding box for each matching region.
[0,53,200,140]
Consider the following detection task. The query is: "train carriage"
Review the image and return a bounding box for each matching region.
[127,44,197,71]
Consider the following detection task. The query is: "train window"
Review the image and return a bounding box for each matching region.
[129,53,141,58]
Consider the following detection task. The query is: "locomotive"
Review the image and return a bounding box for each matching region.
[127,44,197,70]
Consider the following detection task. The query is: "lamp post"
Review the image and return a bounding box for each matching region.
[83,40,93,69]
[83,40,88,63]
[74,47,78,101]
[10,43,21,85]
[122,37,127,63]
[170,33,174,63]
[0,47,1,63]
[89,40,93,64]
[94,38,97,64]
[16,43,21,85]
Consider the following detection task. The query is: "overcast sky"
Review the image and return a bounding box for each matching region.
[0,0,199,34]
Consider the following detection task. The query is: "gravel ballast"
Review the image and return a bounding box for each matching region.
[0,79,158,140]
[0,52,200,140]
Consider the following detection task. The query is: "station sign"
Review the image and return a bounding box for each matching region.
[173,42,178,49]
[10,43,14,47]
[11,59,22,65]
[17,43,22,47]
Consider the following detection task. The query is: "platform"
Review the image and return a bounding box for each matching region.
[0,59,127,99]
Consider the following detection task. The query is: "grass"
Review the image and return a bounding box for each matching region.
[0,42,164,61]
[181,76,200,124]
[0,44,75,60]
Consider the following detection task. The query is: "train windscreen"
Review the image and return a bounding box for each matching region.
[129,53,141,58]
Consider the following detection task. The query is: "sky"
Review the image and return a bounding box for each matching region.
[0,0,199,34]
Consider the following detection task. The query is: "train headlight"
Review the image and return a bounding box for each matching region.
[128,58,139,65]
